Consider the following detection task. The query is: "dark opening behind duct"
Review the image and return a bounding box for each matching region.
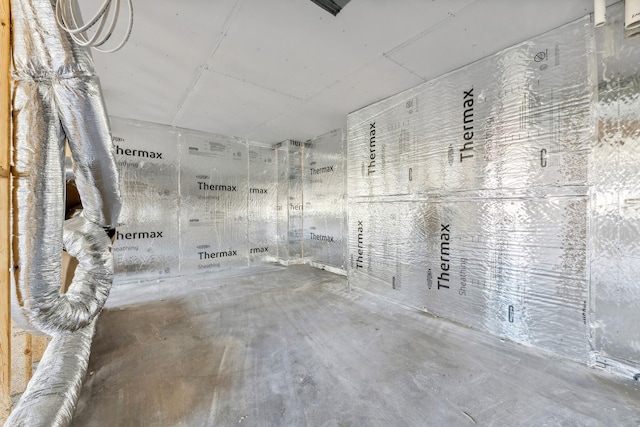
[309,0,351,16]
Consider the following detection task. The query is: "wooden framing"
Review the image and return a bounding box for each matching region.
[0,0,11,420]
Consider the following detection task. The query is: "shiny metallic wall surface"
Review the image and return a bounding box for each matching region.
[348,17,591,199]
[110,120,279,281]
[303,129,346,272]
[287,141,305,263]
[248,145,278,265]
[111,118,180,280]
[589,3,640,376]
[348,5,640,375]
[275,142,290,263]
[348,16,595,362]
[349,195,588,360]
[179,131,250,273]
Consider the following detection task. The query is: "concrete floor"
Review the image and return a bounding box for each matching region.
[72,265,640,426]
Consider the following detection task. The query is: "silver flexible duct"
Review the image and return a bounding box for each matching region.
[11,0,121,333]
[4,321,97,427]
[22,215,114,334]
[9,0,122,424]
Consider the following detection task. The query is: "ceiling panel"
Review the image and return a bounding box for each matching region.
[209,0,476,101]
[246,56,425,143]
[387,0,602,81]
[246,102,346,143]
[173,70,301,139]
[82,0,605,143]
[307,56,426,115]
[209,0,350,100]
[335,0,477,55]
[91,0,240,124]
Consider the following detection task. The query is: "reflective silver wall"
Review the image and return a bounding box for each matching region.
[347,2,640,376]
[109,2,639,379]
[589,3,640,378]
[303,129,347,272]
[111,122,348,279]
[272,134,347,272]
[110,118,278,281]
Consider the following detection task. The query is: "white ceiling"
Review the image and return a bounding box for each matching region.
[91,0,610,144]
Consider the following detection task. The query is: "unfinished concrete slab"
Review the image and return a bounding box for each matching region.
[72,266,640,426]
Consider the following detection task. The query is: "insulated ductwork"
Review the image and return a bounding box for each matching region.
[4,321,97,427]
[11,0,121,334]
[9,0,122,424]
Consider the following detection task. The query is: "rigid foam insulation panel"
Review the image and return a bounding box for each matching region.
[111,118,180,280]
[303,129,347,273]
[275,142,290,264]
[248,145,279,266]
[179,131,250,273]
[589,3,640,376]
[349,195,588,360]
[348,18,591,199]
[348,15,594,362]
[286,140,305,263]
[111,119,279,282]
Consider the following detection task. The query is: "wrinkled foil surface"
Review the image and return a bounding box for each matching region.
[303,129,346,273]
[589,3,640,377]
[5,321,97,427]
[109,118,280,280]
[11,0,121,333]
[347,16,593,361]
[10,0,121,425]
[346,4,640,377]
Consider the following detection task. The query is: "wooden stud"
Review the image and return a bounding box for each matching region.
[0,0,11,419]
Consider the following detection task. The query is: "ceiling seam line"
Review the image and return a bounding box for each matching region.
[209,70,305,101]
[381,55,428,82]
[244,109,291,138]
[383,0,479,58]
[302,53,417,104]
[170,0,246,127]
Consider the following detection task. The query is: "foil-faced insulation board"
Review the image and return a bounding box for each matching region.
[179,131,250,273]
[111,118,180,280]
[348,195,588,360]
[248,145,279,266]
[589,3,640,376]
[303,129,346,273]
[287,140,305,263]
[112,120,279,281]
[347,15,594,363]
[348,16,591,199]
[275,142,291,264]
[112,123,347,280]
